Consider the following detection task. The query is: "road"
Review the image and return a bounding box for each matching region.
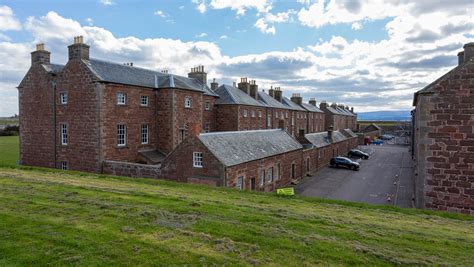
[295,143,414,208]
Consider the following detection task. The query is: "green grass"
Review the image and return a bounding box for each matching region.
[0,166,473,265]
[0,136,19,166]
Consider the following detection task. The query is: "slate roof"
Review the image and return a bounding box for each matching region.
[282,97,305,111]
[198,129,302,167]
[363,123,382,132]
[214,84,266,107]
[341,128,358,138]
[42,63,64,74]
[257,91,288,109]
[301,103,323,113]
[325,106,345,115]
[332,130,348,142]
[304,130,348,148]
[83,58,218,96]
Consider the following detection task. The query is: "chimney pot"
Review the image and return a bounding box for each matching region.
[328,125,334,142]
[68,36,90,61]
[463,42,474,63]
[188,65,207,85]
[274,87,283,102]
[31,43,50,65]
[309,98,316,106]
[211,78,219,90]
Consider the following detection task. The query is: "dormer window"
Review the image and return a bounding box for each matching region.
[117,92,126,105]
[185,97,192,108]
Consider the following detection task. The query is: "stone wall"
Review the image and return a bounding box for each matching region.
[103,160,161,178]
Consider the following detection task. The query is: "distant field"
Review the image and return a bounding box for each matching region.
[358,121,403,127]
[0,117,19,126]
[0,136,19,166]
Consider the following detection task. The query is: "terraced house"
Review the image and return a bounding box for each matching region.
[18,37,358,191]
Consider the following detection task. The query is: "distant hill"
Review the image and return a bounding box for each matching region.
[357,110,411,121]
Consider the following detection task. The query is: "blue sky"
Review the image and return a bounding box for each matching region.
[0,0,473,116]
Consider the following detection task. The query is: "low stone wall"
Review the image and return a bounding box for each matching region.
[103,160,161,178]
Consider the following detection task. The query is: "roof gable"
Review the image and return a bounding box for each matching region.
[198,129,302,166]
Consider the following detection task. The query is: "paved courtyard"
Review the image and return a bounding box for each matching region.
[295,142,414,208]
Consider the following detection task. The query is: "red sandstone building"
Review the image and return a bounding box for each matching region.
[18,37,357,191]
[412,43,474,214]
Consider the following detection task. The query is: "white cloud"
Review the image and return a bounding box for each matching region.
[0,5,21,31]
[100,0,114,6]
[351,22,362,30]
[154,10,167,18]
[192,0,207,13]
[85,18,94,26]
[209,0,271,15]
[195,32,208,38]
[219,35,228,39]
[254,10,295,35]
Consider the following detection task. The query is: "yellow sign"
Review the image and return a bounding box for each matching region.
[277,187,295,196]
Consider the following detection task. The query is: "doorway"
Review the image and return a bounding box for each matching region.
[250,177,256,190]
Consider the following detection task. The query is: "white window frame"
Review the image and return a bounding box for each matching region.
[259,169,265,186]
[275,112,279,119]
[268,167,273,183]
[60,123,68,145]
[205,101,211,111]
[117,124,126,146]
[236,176,243,190]
[60,161,68,170]
[243,109,248,117]
[141,124,148,144]
[267,116,271,127]
[117,92,126,105]
[291,115,295,126]
[185,97,192,108]
[258,111,262,118]
[193,152,203,168]
[140,95,149,107]
[286,112,289,118]
[251,110,256,118]
[60,92,68,105]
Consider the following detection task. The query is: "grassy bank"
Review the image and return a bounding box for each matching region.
[0,136,19,166]
[0,166,473,265]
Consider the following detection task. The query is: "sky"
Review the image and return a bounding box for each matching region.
[0,0,473,116]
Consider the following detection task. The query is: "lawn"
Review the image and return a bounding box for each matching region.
[0,136,19,166]
[0,166,473,265]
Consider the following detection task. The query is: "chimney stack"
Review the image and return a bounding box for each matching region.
[68,36,90,61]
[291,93,303,105]
[309,98,316,106]
[268,86,274,97]
[319,101,327,110]
[249,80,258,99]
[188,65,207,85]
[31,43,50,65]
[351,107,354,113]
[210,78,219,91]
[458,51,464,65]
[238,77,250,94]
[463,42,474,63]
[328,125,334,143]
[274,87,283,102]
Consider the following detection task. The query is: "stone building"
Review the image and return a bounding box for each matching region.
[18,37,358,191]
[412,43,474,214]
[319,101,356,131]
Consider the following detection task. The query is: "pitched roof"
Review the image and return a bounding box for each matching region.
[214,84,266,107]
[42,63,64,74]
[198,129,302,167]
[341,128,357,138]
[304,130,348,148]
[282,97,305,111]
[325,106,344,115]
[83,58,217,96]
[301,103,323,113]
[363,123,382,132]
[332,130,348,142]
[257,91,288,109]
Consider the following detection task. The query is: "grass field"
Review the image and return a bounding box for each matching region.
[0,136,19,166]
[0,117,19,126]
[0,136,473,265]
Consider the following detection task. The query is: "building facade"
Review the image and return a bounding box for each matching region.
[19,37,358,191]
[412,43,474,214]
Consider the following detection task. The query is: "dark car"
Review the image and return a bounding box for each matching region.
[347,149,369,159]
[330,157,360,171]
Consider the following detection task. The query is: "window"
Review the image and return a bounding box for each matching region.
[193,152,203,168]
[259,169,265,186]
[117,124,126,146]
[291,116,295,126]
[205,101,211,110]
[291,163,296,179]
[60,92,68,104]
[60,124,68,145]
[117,92,126,105]
[275,112,279,119]
[180,129,188,142]
[286,112,289,118]
[258,111,262,118]
[267,116,271,127]
[251,110,256,118]
[60,161,68,170]
[204,123,210,133]
[268,167,273,183]
[236,176,243,190]
[141,124,148,144]
[185,97,192,108]
[140,95,149,106]
[243,109,248,117]
[276,163,280,180]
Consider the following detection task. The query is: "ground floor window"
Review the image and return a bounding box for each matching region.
[259,169,265,186]
[60,161,68,170]
[141,124,148,144]
[117,124,126,146]
[193,152,203,168]
[268,167,273,183]
[291,163,296,179]
[236,176,243,190]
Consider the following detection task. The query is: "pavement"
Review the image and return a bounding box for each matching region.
[295,142,414,208]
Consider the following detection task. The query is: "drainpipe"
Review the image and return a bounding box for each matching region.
[52,80,57,168]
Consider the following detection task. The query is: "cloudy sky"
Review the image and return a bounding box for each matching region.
[0,0,473,116]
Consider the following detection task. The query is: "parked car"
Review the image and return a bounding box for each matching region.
[380,134,395,140]
[347,149,369,159]
[330,157,360,171]
[372,139,384,145]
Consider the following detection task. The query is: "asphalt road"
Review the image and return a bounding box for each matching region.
[295,143,414,208]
